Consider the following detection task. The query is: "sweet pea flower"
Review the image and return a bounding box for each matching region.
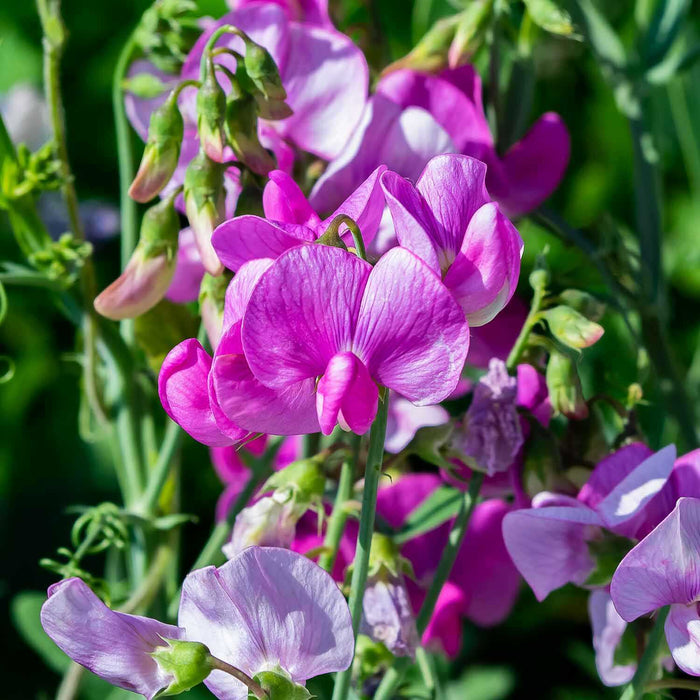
[226,0,333,27]
[384,393,449,454]
[228,244,469,435]
[41,578,187,698]
[381,154,523,326]
[611,497,700,676]
[180,546,354,697]
[211,166,386,271]
[502,444,682,602]
[376,474,520,657]
[311,65,570,218]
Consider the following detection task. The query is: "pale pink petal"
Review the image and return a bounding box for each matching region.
[166,228,205,304]
[665,602,700,676]
[384,395,449,454]
[354,247,470,404]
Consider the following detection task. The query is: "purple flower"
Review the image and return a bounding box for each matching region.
[211,166,386,271]
[41,578,186,698]
[226,0,333,28]
[310,65,570,219]
[180,546,354,697]
[502,444,679,601]
[384,393,449,454]
[381,154,523,325]
[452,359,523,476]
[611,497,700,676]
[165,228,206,303]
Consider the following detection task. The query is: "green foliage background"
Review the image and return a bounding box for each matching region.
[1,0,699,697]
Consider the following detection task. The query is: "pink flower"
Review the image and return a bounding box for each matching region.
[226,0,333,28]
[311,65,570,219]
[211,166,386,271]
[381,154,523,326]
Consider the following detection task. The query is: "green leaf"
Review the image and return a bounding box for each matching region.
[643,0,691,68]
[575,0,627,69]
[394,485,462,544]
[523,0,579,38]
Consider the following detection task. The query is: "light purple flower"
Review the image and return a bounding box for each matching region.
[384,393,449,454]
[452,358,523,476]
[311,65,570,219]
[611,497,700,676]
[41,578,185,699]
[226,0,332,27]
[381,154,523,325]
[588,590,636,686]
[502,444,678,601]
[179,546,354,697]
[227,244,469,435]
[211,166,386,271]
[166,228,206,303]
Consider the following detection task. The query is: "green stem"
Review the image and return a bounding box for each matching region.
[505,282,545,371]
[332,398,389,700]
[667,78,700,200]
[139,419,183,515]
[208,657,268,699]
[644,678,700,692]
[620,606,669,700]
[318,436,360,573]
[303,432,321,459]
[373,472,484,700]
[200,25,246,76]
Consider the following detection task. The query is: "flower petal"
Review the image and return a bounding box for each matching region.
[179,547,354,689]
[41,578,184,699]
[263,170,321,227]
[222,258,274,333]
[354,247,470,404]
[665,602,700,676]
[243,245,371,388]
[384,395,448,454]
[166,228,205,304]
[611,497,700,621]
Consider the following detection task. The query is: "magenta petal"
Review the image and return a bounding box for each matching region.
[263,170,321,227]
[243,245,371,388]
[416,155,490,259]
[316,352,378,435]
[419,581,468,658]
[596,444,677,536]
[611,497,700,621]
[588,590,636,687]
[516,362,552,426]
[495,113,571,217]
[377,473,443,530]
[179,547,354,693]
[222,258,274,333]
[41,578,184,699]
[212,217,314,272]
[166,228,205,304]
[502,503,601,601]
[443,202,523,326]
[212,343,319,435]
[158,339,241,447]
[665,602,700,676]
[355,247,469,404]
[277,23,368,159]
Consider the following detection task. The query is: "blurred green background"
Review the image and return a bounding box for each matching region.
[1,0,699,697]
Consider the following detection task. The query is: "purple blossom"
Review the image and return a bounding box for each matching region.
[166,228,206,303]
[41,578,186,699]
[180,546,354,697]
[502,444,680,601]
[211,166,386,272]
[452,358,524,476]
[226,0,333,28]
[381,154,523,325]
[384,393,449,454]
[610,497,700,676]
[310,65,570,219]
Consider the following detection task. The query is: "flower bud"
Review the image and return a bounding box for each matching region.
[450,359,523,477]
[543,305,604,350]
[261,456,326,505]
[243,38,287,102]
[196,62,228,161]
[129,92,184,202]
[225,95,275,176]
[558,289,606,322]
[151,639,213,696]
[360,534,419,658]
[199,271,230,350]
[253,669,312,700]
[94,195,179,320]
[183,149,226,275]
[546,351,588,419]
[222,494,298,559]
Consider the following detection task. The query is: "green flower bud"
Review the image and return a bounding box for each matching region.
[243,39,287,102]
[251,670,312,700]
[151,639,213,696]
[558,289,606,322]
[543,305,604,350]
[546,351,588,420]
[261,456,326,506]
[197,63,228,161]
[225,95,275,176]
[130,92,184,203]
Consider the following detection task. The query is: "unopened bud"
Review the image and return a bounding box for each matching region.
[225,95,275,175]
[558,290,606,322]
[151,639,213,696]
[197,62,228,161]
[183,149,226,275]
[261,456,326,504]
[199,271,230,350]
[243,39,287,102]
[543,305,604,350]
[129,92,184,202]
[546,351,588,419]
[94,195,179,320]
[253,670,312,700]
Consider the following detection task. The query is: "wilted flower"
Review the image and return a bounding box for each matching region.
[381,155,523,325]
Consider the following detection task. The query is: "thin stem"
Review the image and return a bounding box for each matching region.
[56,662,84,700]
[201,25,246,76]
[209,656,268,698]
[506,282,545,371]
[324,214,367,260]
[332,398,389,700]
[620,606,670,700]
[303,432,321,459]
[318,436,360,573]
[645,678,700,692]
[139,419,183,515]
[373,472,484,700]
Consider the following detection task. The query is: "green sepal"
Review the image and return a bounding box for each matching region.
[251,670,313,699]
[545,351,588,420]
[151,639,213,696]
[261,456,326,505]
